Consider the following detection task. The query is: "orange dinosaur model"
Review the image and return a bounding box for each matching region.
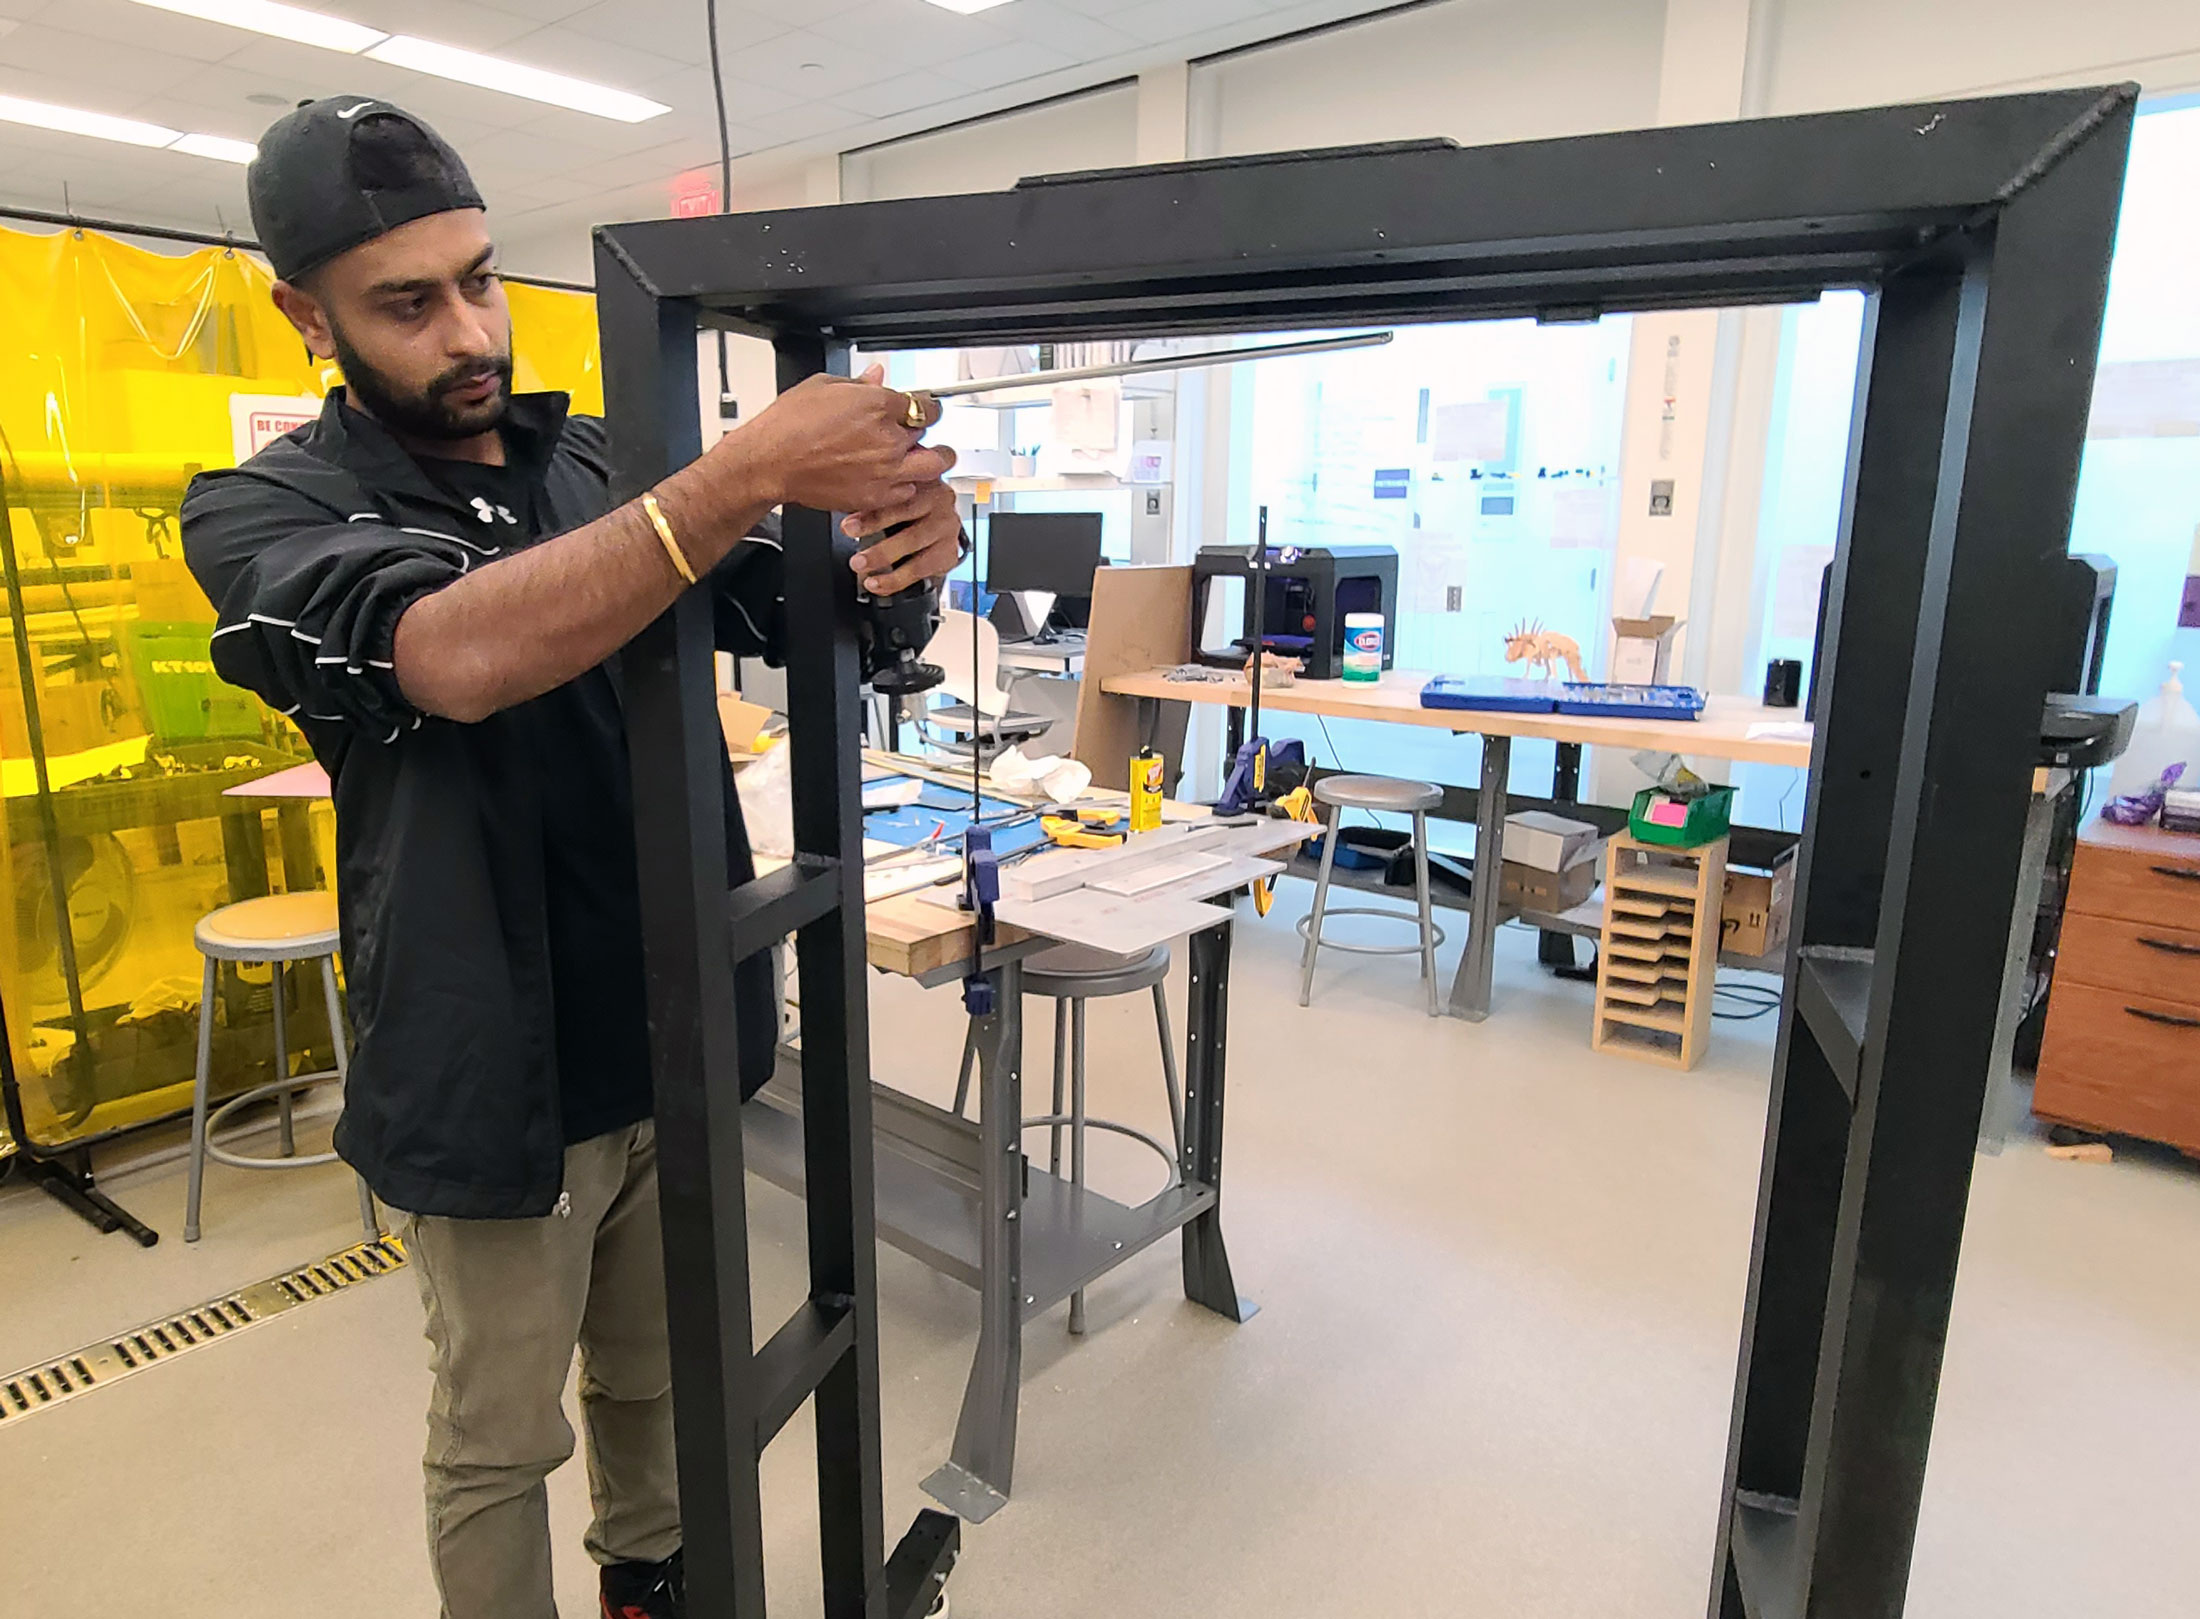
[1502,620,1587,682]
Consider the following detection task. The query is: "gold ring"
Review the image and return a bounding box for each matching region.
[901,390,932,430]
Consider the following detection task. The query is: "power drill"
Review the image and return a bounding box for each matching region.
[857,520,946,697]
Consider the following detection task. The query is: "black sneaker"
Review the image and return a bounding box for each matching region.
[601,1548,684,1619]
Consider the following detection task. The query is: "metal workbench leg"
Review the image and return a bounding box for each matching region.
[1181,923,1256,1323]
[924,959,1024,1524]
[1979,785,2062,1152]
[1447,734,1511,1021]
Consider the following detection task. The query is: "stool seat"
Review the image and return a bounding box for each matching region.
[1300,775,1444,1016]
[1022,943,1170,999]
[1314,773,1442,814]
[195,891,340,961]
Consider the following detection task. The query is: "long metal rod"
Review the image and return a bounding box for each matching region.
[914,331,1392,400]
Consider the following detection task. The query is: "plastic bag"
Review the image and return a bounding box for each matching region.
[735,742,794,858]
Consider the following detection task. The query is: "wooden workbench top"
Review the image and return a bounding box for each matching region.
[1101,666,1815,768]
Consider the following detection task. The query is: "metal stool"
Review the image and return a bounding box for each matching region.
[1298,774,1446,1016]
[185,892,378,1244]
[953,942,1183,1335]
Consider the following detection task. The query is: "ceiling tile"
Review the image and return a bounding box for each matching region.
[939,38,1079,91]
[464,0,602,26]
[644,67,807,125]
[714,28,902,100]
[713,0,869,27]
[345,0,550,51]
[0,20,206,100]
[827,70,972,122]
[477,23,690,95]
[555,0,785,61]
[805,0,1010,70]
[1100,0,1281,47]
[976,1,1138,58]
[27,0,250,66]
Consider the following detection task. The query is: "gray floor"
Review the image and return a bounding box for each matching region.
[4,907,2198,1616]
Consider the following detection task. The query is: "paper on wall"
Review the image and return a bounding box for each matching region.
[1771,544,1836,641]
[2087,358,2200,439]
[1052,380,1122,452]
[1550,484,1614,549]
[1404,533,1466,614]
[1431,400,1509,463]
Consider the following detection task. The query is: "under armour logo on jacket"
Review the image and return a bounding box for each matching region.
[469,497,518,526]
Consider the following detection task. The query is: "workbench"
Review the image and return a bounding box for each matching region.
[1104,666,1811,1020]
[746,759,1259,1524]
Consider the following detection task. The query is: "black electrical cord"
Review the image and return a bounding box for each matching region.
[703,0,736,407]
[1713,973,1783,1020]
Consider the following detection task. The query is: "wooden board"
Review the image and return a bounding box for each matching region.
[1100,665,1813,767]
[1072,566,1195,792]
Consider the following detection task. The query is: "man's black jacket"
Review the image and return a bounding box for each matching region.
[183,389,781,1218]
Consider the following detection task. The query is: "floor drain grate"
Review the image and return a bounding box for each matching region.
[0,1233,407,1427]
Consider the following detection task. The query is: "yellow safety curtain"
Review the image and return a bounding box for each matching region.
[0,224,600,1149]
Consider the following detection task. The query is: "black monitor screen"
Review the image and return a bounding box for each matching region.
[985,512,1104,597]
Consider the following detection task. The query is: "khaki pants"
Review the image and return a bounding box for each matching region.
[400,1122,680,1619]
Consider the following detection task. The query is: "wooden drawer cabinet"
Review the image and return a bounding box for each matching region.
[2034,821,2200,1155]
[2068,831,2200,931]
[2054,912,2200,1003]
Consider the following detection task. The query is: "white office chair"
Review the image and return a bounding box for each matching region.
[914,609,1053,752]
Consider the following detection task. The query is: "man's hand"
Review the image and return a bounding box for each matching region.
[711,363,948,520]
[844,478,965,596]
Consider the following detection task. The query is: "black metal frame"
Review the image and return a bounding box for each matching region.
[592,85,2132,1618]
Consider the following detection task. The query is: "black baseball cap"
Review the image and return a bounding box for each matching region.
[247,97,484,283]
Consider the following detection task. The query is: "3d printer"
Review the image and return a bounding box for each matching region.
[1191,542,1398,680]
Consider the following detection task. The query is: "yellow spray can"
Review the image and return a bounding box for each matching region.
[1130,747,1165,833]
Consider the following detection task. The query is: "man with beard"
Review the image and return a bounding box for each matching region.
[182,99,963,1619]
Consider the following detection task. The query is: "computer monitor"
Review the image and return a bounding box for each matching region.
[985,512,1104,599]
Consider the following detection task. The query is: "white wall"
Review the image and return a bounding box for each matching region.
[839,83,1140,203]
[1191,0,1669,157]
[1762,0,2200,111]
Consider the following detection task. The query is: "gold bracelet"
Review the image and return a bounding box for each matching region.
[641,490,698,587]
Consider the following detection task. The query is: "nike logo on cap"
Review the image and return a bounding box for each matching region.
[337,101,376,119]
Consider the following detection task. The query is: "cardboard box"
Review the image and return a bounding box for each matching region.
[1504,810,1600,873]
[1611,615,1682,685]
[1721,847,1797,958]
[1501,851,1598,915]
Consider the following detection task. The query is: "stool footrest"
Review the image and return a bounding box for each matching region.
[204,1070,345,1170]
[1295,905,1448,956]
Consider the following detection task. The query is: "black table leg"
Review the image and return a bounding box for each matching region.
[1181,922,1256,1322]
[1539,741,1592,975]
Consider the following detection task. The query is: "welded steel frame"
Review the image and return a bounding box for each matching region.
[592,84,2133,1619]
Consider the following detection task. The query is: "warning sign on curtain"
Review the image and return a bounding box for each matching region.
[229,394,322,465]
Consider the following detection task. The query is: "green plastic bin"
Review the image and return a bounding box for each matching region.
[123,621,264,742]
[1628,784,1735,848]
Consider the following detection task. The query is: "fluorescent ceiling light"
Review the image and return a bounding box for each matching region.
[125,0,671,123]
[0,93,261,164]
[365,35,670,122]
[132,0,387,54]
[0,94,180,148]
[922,0,1016,11]
[170,131,260,164]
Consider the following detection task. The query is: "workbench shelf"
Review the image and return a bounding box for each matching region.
[745,1064,1216,1324]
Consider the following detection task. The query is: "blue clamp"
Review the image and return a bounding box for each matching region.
[960,826,1000,1017]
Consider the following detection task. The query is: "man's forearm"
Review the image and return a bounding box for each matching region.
[393,462,769,723]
